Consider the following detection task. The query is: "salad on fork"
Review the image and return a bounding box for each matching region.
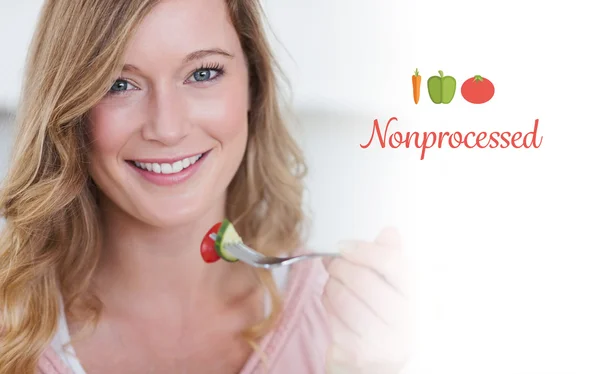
[200,219,338,269]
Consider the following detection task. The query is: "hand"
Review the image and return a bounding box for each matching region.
[322,227,413,374]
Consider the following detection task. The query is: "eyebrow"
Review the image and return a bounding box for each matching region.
[122,48,234,73]
[183,48,234,63]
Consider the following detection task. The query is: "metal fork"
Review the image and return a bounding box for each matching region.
[209,234,339,269]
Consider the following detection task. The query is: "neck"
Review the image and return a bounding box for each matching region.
[91,195,259,317]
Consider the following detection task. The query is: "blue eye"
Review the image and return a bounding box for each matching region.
[110,79,130,92]
[191,68,220,82]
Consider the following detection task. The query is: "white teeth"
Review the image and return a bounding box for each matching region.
[172,161,183,173]
[132,154,203,174]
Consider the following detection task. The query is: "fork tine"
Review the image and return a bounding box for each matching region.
[223,243,255,262]
[225,243,268,268]
[234,243,265,260]
[207,233,262,265]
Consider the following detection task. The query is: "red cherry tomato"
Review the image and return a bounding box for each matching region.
[461,75,495,104]
[200,222,222,263]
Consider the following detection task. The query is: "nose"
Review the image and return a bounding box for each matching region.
[142,85,191,145]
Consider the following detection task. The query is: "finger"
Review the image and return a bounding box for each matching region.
[323,275,388,340]
[326,292,401,365]
[324,280,412,371]
[322,256,335,269]
[327,257,404,328]
[336,240,407,295]
[326,345,362,374]
[322,289,361,340]
[327,338,404,374]
[325,297,402,365]
[340,227,402,252]
[324,299,364,353]
[374,226,402,247]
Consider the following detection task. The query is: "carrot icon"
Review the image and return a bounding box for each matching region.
[412,68,421,104]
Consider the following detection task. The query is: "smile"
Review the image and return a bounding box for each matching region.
[130,153,203,175]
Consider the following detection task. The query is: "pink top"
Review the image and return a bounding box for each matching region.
[36,257,333,374]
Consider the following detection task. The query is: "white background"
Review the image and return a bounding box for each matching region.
[2,1,600,374]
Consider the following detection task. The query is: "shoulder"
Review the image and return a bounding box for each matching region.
[37,349,75,374]
[38,338,77,374]
[37,296,82,374]
[242,255,332,374]
[284,254,332,349]
[280,250,331,331]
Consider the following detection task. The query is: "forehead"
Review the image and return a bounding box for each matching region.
[122,0,238,64]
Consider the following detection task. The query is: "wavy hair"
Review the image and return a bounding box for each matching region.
[0,0,307,372]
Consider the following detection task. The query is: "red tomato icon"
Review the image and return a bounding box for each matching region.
[461,75,494,104]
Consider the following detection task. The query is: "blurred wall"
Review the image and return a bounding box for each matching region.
[0,110,14,178]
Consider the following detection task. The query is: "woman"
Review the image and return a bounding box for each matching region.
[0,0,408,373]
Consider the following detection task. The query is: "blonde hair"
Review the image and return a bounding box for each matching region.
[0,0,307,372]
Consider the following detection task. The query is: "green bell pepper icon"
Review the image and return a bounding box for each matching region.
[427,70,456,104]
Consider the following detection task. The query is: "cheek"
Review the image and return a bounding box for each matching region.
[88,103,137,159]
[185,80,249,143]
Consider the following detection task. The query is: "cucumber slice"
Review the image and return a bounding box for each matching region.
[214,218,242,262]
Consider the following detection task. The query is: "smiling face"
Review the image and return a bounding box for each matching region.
[87,0,249,228]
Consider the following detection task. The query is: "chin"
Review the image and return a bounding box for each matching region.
[128,196,211,229]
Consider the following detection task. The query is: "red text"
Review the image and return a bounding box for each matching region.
[360,118,543,160]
